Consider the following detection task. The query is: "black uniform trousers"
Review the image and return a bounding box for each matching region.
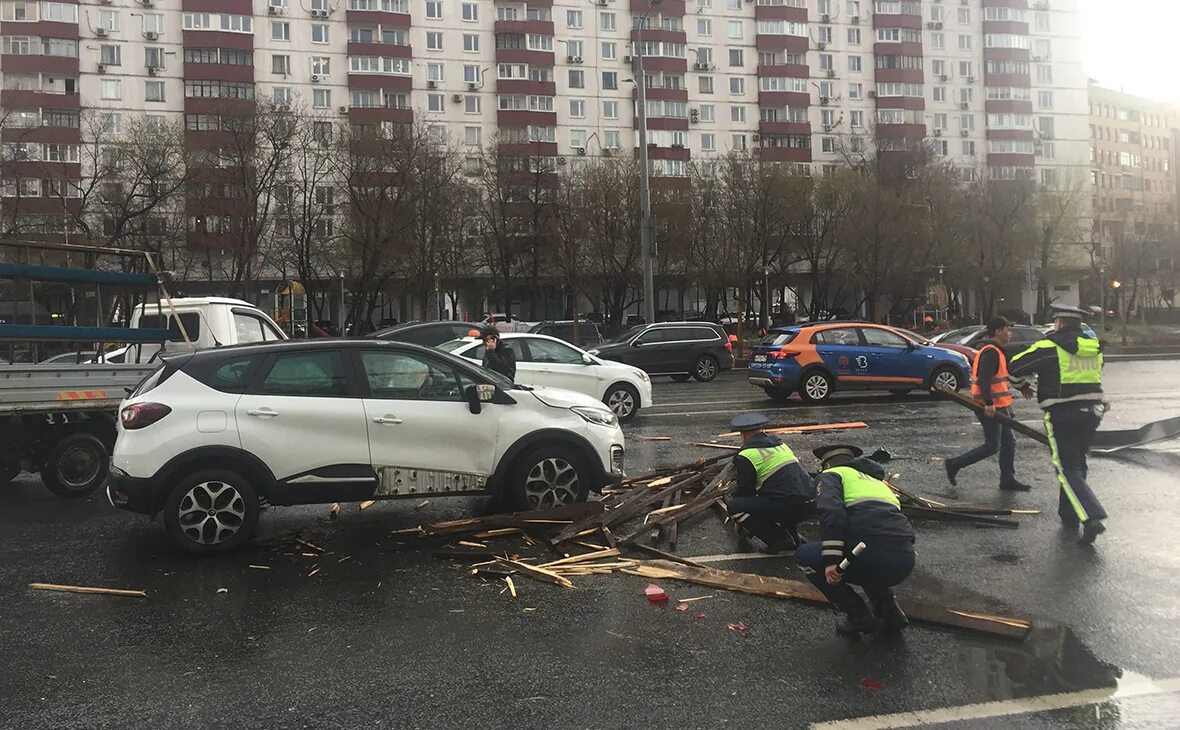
[1043,404,1107,524]
[796,541,915,615]
[728,496,815,545]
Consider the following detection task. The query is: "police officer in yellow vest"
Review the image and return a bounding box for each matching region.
[795,445,916,636]
[1009,303,1107,544]
[727,413,817,554]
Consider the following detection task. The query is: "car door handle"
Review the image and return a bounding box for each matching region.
[372,415,403,425]
[246,408,278,418]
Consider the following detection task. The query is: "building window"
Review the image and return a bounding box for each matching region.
[699,75,713,94]
[1038,90,1053,109]
[931,32,944,50]
[145,46,164,69]
[848,82,862,99]
[1036,64,1053,84]
[962,140,975,156]
[271,21,290,41]
[312,24,329,43]
[461,2,477,21]
[958,35,971,51]
[312,56,330,76]
[568,69,584,88]
[730,105,745,123]
[142,12,163,34]
[273,86,292,105]
[427,93,444,112]
[601,41,615,60]
[464,126,481,146]
[600,12,615,30]
[699,104,714,122]
[850,110,864,127]
[463,64,480,83]
[603,100,618,118]
[464,95,480,113]
[727,21,742,39]
[273,54,290,74]
[701,133,715,151]
[933,86,945,102]
[463,33,478,52]
[145,80,165,102]
[99,44,120,66]
[426,31,443,50]
[603,130,620,149]
[728,48,743,67]
[425,0,442,19]
[729,77,743,95]
[313,88,331,108]
[100,79,121,99]
[848,55,861,72]
[567,9,582,28]
[848,28,860,44]
[602,71,617,90]
[698,19,711,36]
[98,9,119,31]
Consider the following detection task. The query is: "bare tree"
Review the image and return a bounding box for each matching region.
[1032,170,1089,317]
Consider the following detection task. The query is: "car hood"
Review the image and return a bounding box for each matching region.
[524,385,612,411]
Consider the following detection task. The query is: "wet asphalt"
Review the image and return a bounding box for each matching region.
[3,361,1180,729]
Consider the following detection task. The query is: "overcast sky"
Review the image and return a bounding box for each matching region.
[1081,0,1180,101]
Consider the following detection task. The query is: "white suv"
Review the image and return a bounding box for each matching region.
[108,340,625,552]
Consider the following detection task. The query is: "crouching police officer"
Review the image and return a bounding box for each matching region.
[796,445,916,636]
[727,413,816,554]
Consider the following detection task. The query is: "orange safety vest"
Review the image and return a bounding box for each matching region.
[970,343,1013,408]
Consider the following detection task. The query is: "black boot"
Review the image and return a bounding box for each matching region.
[835,606,880,637]
[999,479,1033,492]
[944,460,960,486]
[1079,520,1106,545]
[874,596,909,634]
[762,526,801,555]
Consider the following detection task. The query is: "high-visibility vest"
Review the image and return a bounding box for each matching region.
[738,443,800,491]
[823,466,901,509]
[970,343,1013,408]
[1057,337,1103,385]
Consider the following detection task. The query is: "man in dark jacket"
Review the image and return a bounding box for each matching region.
[1009,304,1106,544]
[945,316,1033,491]
[726,413,816,554]
[796,444,916,636]
[481,327,517,381]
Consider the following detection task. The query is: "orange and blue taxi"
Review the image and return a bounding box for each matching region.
[747,322,970,403]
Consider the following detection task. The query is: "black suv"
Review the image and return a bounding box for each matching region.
[932,324,1045,358]
[588,322,735,382]
[528,320,604,347]
[370,321,480,347]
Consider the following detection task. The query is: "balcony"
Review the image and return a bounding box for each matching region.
[347,41,412,58]
[759,146,811,163]
[759,120,810,136]
[495,78,557,96]
[348,106,413,124]
[1,54,78,75]
[493,19,554,35]
[183,62,254,82]
[0,89,80,110]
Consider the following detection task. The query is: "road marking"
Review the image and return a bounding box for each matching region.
[811,674,1180,730]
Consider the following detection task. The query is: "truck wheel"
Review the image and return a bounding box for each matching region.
[692,355,720,382]
[508,445,590,511]
[163,469,260,554]
[42,433,109,498]
[1,459,19,485]
[603,383,640,422]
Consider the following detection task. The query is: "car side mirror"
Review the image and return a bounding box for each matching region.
[632,339,644,347]
[465,384,497,414]
[581,353,595,365]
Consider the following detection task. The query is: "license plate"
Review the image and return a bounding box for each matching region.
[753,355,768,363]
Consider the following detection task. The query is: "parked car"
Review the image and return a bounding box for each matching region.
[588,322,736,382]
[479,313,538,333]
[931,324,1046,359]
[108,339,625,552]
[894,328,977,361]
[370,320,480,347]
[528,320,604,347]
[1039,322,1098,339]
[439,332,652,422]
[746,322,970,403]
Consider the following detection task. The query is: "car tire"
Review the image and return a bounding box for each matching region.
[798,370,834,403]
[41,432,109,498]
[670,374,691,382]
[692,355,720,382]
[163,469,260,554]
[930,366,962,392]
[1,459,19,485]
[603,383,641,423]
[507,445,590,511]
[763,386,792,402]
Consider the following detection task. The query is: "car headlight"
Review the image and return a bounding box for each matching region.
[571,406,618,428]
[636,370,649,382]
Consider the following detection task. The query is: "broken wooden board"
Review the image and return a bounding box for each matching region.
[715,421,869,439]
[903,505,1019,529]
[495,558,574,588]
[421,502,604,538]
[29,582,147,598]
[628,560,1030,639]
[932,386,1050,446]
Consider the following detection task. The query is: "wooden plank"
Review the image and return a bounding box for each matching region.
[666,489,683,550]
[495,558,575,588]
[29,582,147,598]
[628,561,1029,640]
[932,385,1050,446]
[628,543,710,568]
[904,505,1019,529]
[616,466,735,545]
[690,442,741,451]
[539,548,620,569]
[422,502,604,538]
[715,421,868,439]
[504,576,517,598]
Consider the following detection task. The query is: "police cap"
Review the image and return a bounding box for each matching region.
[1050,303,1088,320]
[812,444,864,465]
[730,413,770,432]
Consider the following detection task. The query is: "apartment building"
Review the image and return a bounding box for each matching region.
[0,0,1092,315]
[1088,84,1178,308]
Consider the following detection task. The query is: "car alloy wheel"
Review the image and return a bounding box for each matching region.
[804,373,831,401]
[694,356,719,382]
[523,457,581,508]
[933,368,960,391]
[605,385,638,421]
[177,480,247,546]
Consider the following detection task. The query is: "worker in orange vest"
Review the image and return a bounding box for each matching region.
[944,317,1033,491]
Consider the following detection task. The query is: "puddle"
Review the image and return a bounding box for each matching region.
[960,623,1121,701]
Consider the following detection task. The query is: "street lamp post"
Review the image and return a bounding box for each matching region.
[635,0,660,325]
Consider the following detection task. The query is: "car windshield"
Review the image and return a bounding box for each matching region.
[932,327,983,345]
[601,325,646,345]
[894,329,928,345]
[758,331,797,347]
